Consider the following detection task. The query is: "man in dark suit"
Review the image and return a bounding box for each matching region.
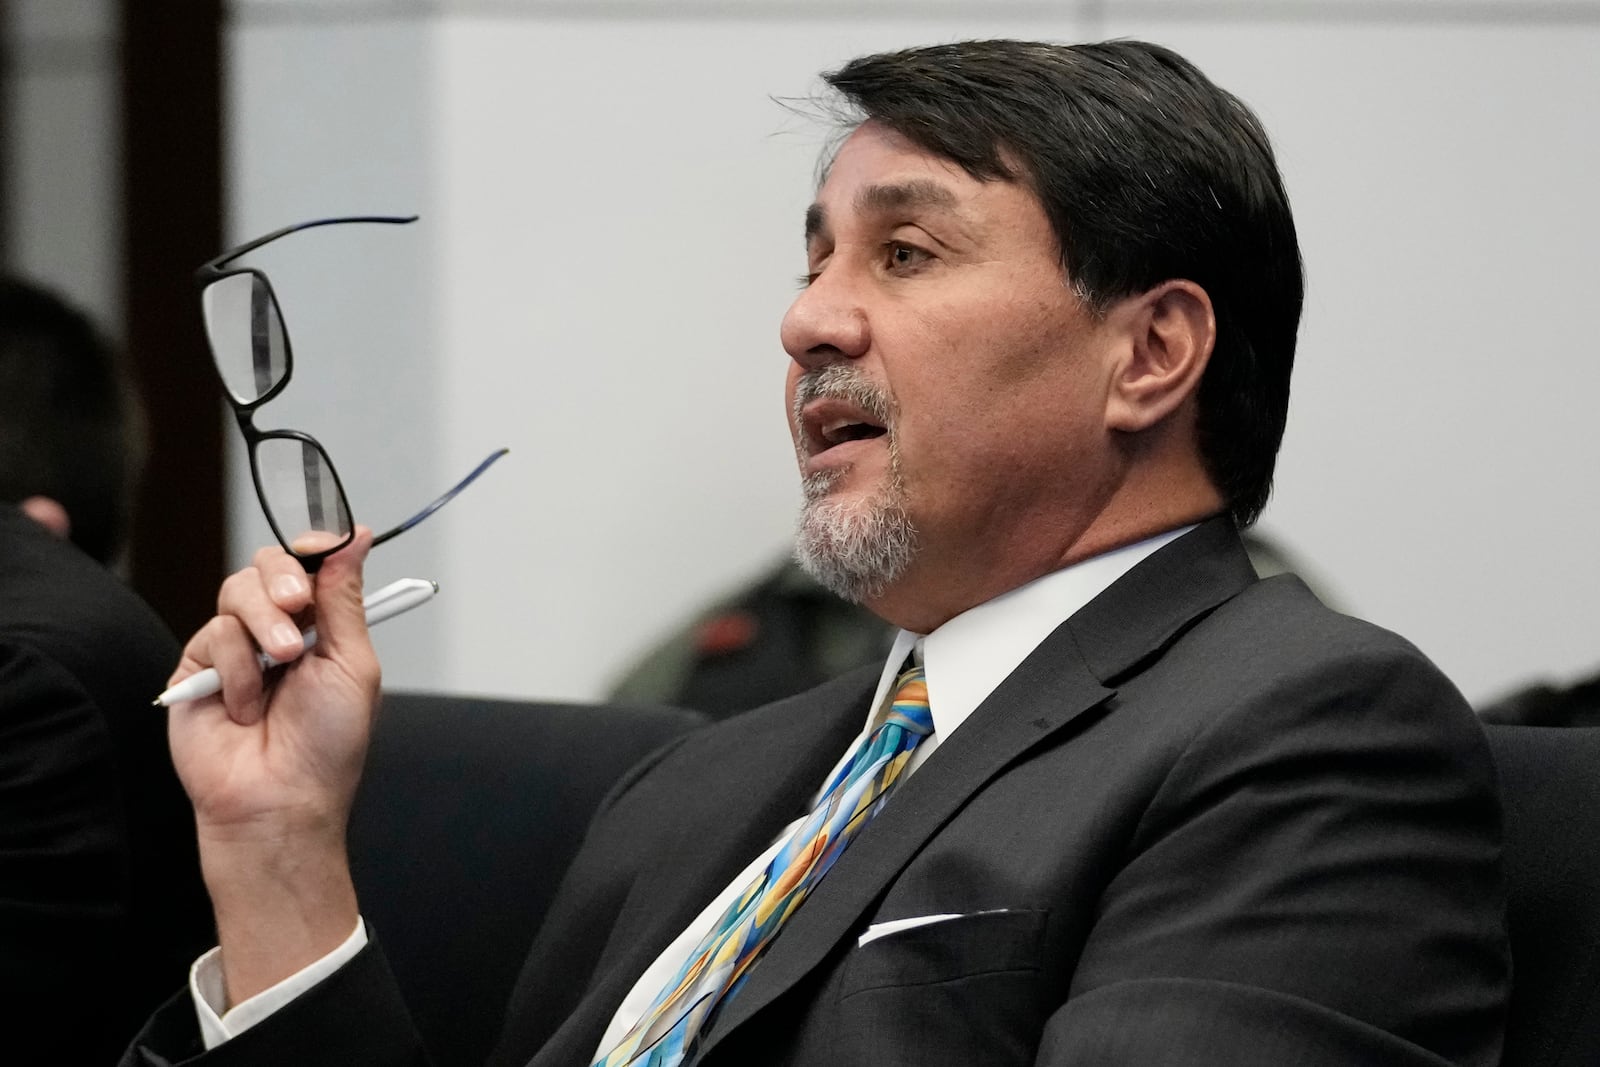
[0,278,211,1060]
[130,40,1508,1066]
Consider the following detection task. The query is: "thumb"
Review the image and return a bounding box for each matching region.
[308,526,374,657]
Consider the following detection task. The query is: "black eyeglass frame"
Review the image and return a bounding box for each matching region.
[195,214,507,572]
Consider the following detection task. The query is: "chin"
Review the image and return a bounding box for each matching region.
[794,490,918,604]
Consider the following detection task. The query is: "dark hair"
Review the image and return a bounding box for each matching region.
[0,276,146,563]
[822,39,1304,527]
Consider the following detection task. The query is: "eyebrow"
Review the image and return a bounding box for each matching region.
[804,179,961,245]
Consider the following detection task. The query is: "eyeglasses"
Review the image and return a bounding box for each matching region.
[196,214,506,571]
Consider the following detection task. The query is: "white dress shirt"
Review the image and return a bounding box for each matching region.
[191,526,1191,1052]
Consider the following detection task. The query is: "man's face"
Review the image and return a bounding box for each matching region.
[784,122,1124,632]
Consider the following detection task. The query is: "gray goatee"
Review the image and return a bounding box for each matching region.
[791,364,918,603]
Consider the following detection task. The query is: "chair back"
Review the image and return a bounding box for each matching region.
[1485,724,1600,1067]
[348,692,705,1067]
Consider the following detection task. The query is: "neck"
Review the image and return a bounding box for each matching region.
[866,474,1224,634]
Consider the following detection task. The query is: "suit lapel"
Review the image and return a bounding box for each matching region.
[604,671,875,966]
[527,669,879,1067]
[694,621,1113,1058]
[695,517,1258,1060]
[1065,517,1259,684]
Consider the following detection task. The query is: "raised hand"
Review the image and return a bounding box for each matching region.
[165,528,380,1005]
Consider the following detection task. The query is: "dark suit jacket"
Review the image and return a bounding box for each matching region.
[0,505,212,1062]
[126,519,1509,1066]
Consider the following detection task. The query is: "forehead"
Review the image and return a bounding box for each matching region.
[805,122,1045,244]
[820,122,970,187]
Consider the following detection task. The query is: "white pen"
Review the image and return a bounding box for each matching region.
[152,577,439,707]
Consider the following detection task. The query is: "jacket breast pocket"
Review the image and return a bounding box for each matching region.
[834,908,1051,1067]
[842,907,1049,995]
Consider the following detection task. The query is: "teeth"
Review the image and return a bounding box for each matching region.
[822,418,855,445]
[813,411,884,449]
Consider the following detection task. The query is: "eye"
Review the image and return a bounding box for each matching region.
[885,241,932,272]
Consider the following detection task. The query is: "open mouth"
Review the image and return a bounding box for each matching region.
[821,419,887,447]
[803,399,888,457]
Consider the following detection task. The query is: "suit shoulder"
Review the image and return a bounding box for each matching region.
[1193,573,1455,689]
[0,524,179,707]
[1141,575,1488,784]
[652,663,880,766]
[598,665,879,829]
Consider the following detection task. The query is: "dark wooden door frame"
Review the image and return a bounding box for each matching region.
[118,2,226,639]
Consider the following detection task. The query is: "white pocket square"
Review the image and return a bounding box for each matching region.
[857,909,1010,948]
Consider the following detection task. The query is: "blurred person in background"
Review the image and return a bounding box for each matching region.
[610,532,1340,720]
[0,275,211,1060]
[1479,667,1600,726]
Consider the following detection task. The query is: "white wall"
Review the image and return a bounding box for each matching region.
[227,0,1600,706]
[2,0,121,333]
[226,20,445,683]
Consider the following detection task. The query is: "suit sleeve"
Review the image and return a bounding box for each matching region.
[0,641,147,1061]
[1034,645,1509,1067]
[121,937,428,1067]
[0,639,423,1067]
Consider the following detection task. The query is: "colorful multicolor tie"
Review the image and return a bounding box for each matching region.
[593,664,933,1067]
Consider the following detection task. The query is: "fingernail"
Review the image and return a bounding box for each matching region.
[271,623,304,653]
[272,575,308,601]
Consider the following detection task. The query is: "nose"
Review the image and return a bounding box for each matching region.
[780,267,869,372]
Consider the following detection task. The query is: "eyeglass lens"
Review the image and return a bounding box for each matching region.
[202,269,354,550]
[255,436,353,546]
[202,272,289,405]
[198,214,504,561]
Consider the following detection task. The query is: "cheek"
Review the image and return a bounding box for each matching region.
[890,365,1079,499]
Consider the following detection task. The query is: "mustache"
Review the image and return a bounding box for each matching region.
[791,364,894,434]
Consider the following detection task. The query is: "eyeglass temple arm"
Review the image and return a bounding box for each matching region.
[195,214,420,279]
[370,447,511,549]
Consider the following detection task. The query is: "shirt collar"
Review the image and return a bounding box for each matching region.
[865,525,1197,740]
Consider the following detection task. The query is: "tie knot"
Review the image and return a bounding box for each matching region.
[881,665,933,737]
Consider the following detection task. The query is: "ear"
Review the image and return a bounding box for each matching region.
[19,495,72,540]
[1103,280,1215,434]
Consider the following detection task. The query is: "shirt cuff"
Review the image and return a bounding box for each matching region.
[191,916,369,1049]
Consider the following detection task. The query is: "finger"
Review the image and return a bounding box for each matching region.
[180,614,268,724]
[252,544,313,614]
[217,566,307,665]
[289,529,349,556]
[306,526,375,658]
[212,616,271,725]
